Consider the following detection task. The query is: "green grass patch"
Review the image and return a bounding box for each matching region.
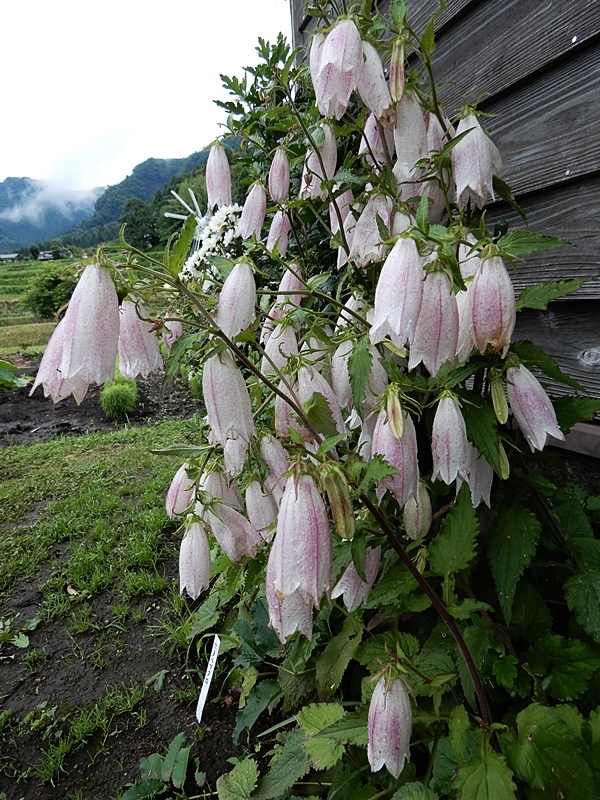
[0,321,55,354]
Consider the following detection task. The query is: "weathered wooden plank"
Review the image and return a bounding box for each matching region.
[431,0,600,111]
[514,302,600,399]
[487,173,600,299]
[484,44,600,195]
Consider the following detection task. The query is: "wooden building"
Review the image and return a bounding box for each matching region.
[289,0,600,411]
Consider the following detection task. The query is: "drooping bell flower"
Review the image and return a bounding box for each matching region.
[452,114,501,209]
[276,265,305,311]
[196,469,243,513]
[202,351,255,475]
[266,548,314,642]
[214,260,256,339]
[505,364,564,451]
[356,40,394,124]
[372,409,419,508]
[431,396,468,485]
[166,463,195,519]
[238,182,267,240]
[393,91,428,173]
[162,317,183,352]
[332,546,381,612]
[204,502,263,563]
[309,32,326,90]
[463,443,494,508]
[331,339,354,411]
[336,206,358,270]
[348,192,393,267]
[403,480,432,540]
[427,111,454,154]
[245,480,278,540]
[469,255,516,356]
[31,263,120,404]
[329,186,355,235]
[455,236,482,362]
[368,677,412,779]
[259,434,290,504]
[266,210,292,256]
[300,124,337,201]
[298,365,346,437]
[408,270,458,376]
[274,378,313,441]
[206,142,232,210]
[371,236,424,348]
[268,148,290,204]
[261,323,298,375]
[118,298,163,379]
[266,472,333,641]
[312,19,362,119]
[359,113,396,168]
[179,519,211,600]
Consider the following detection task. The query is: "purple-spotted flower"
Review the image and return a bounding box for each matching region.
[204,502,263,563]
[332,546,381,612]
[266,210,292,256]
[118,298,163,379]
[409,271,458,375]
[268,148,290,204]
[393,90,427,173]
[166,463,195,520]
[452,114,501,209]
[245,480,278,539]
[348,192,392,267]
[206,142,232,210]
[179,520,211,600]
[356,40,394,124]
[431,396,469,485]
[312,19,362,119]
[469,255,516,356]
[214,260,256,339]
[372,409,419,508]
[238,182,267,240]
[506,364,564,451]
[368,677,412,778]
[300,124,337,201]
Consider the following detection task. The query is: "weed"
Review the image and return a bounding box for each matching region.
[100,376,138,421]
[22,647,48,674]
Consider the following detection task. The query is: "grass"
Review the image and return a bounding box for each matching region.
[0,320,55,354]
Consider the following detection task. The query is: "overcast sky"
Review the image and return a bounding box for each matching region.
[0,0,291,191]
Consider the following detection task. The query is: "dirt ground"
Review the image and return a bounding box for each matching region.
[0,361,276,799]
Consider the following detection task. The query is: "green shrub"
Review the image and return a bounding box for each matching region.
[21,265,78,319]
[100,376,137,421]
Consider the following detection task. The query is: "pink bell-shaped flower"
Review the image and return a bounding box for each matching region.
[31,263,120,404]
[452,114,500,209]
[238,183,267,240]
[162,317,183,352]
[215,260,256,339]
[245,480,278,539]
[266,549,314,642]
[266,472,333,641]
[403,480,432,540]
[469,255,516,356]
[259,434,290,504]
[331,546,381,612]
[312,19,362,119]
[368,677,412,779]
[372,409,419,508]
[276,265,305,311]
[431,396,468,485]
[196,470,243,513]
[348,192,392,267]
[393,91,428,174]
[204,502,263,563]
[409,270,458,376]
[300,124,337,201]
[261,323,298,375]
[463,443,494,508]
[274,379,312,441]
[329,186,355,235]
[356,40,394,124]
[266,210,292,256]
[331,339,354,411]
[206,142,232,210]
[455,237,482,362]
[179,520,211,600]
[166,463,195,520]
[371,236,425,348]
[505,364,564,451]
[359,113,395,168]
[118,298,163,379]
[268,148,290,204]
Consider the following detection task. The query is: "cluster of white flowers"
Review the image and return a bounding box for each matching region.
[181,204,243,280]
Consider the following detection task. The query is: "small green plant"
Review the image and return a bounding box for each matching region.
[21,263,77,319]
[0,359,30,391]
[100,374,138,421]
[121,733,205,800]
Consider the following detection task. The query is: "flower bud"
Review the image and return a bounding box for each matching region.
[389,39,405,103]
[372,409,419,508]
[266,210,292,256]
[386,390,405,439]
[368,677,412,779]
[491,375,509,424]
[268,148,290,204]
[403,481,432,540]
[179,520,211,600]
[162,317,183,351]
[320,464,355,540]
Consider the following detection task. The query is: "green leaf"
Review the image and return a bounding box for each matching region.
[492,176,526,222]
[497,231,570,258]
[461,398,502,476]
[354,454,399,495]
[392,783,440,800]
[492,656,518,691]
[171,746,191,790]
[10,632,29,648]
[416,189,430,234]
[347,336,373,418]
[356,631,421,670]
[188,594,221,638]
[298,704,347,770]
[167,215,197,278]
[421,15,436,56]
[570,537,600,570]
[553,396,600,434]
[161,732,186,783]
[233,681,280,744]
[508,704,599,798]
[516,278,586,311]
[429,484,478,577]
[449,705,470,762]
[527,634,600,701]
[565,572,600,644]
[454,749,517,800]
[508,581,552,642]
[510,339,584,391]
[315,616,363,700]
[217,758,259,800]
[364,562,418,608]
[376,212,391,242]
[301,392,339,439]
[318,709,369,746]
[253,730,311,800]
[487,504,541,623]
[121,779,166,800]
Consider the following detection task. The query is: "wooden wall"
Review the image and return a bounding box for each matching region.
[290,0,600,398]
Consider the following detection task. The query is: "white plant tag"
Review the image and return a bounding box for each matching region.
[196,634,221,723]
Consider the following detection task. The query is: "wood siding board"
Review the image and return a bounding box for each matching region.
[515,302,600,398]
[431,0,600,110]
[486,173,600,299]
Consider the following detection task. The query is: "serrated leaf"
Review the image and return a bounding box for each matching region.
[421,15,436,56]
[510,339,584,391]
[516,278,586,311]
[233,681,280,744]
[188,593,221,638]
[570,538,600,570]
[356,631,421,670]
[462,398,502,476]
[171,746,190,790]
[392,782,440,799]
[348,336,373,418]
[492,176,526,222]
[161,732,186,783]
[492,656,518,691]
[454,749,517,800]
[429,485,478,577]
[301,392,339,439]
[416,189,430,234]
[318,709,369,746]
[487,504,541,623]
[217,758,259,800]
[167,215,197,278]
[449,706,470,762]
[508,581,552,642]
[508,704,598,798]
[298,703,347,770]
[355,454,399,496]
[527,634,600,701]
[121,779,166,800]
[364,562,418,608]
[565,572,600,644]
[315,616,363,700]
[253,730,311,800]
[497,231,570,258]
[553,396,600,433]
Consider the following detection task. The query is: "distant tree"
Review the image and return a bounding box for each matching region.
[119,198,159,250]
[29,244,40,260]
[21,264,78,319]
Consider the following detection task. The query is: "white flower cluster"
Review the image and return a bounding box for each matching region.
[181,204,243,281]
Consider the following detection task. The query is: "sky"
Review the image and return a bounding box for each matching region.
[0,0,291,192]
